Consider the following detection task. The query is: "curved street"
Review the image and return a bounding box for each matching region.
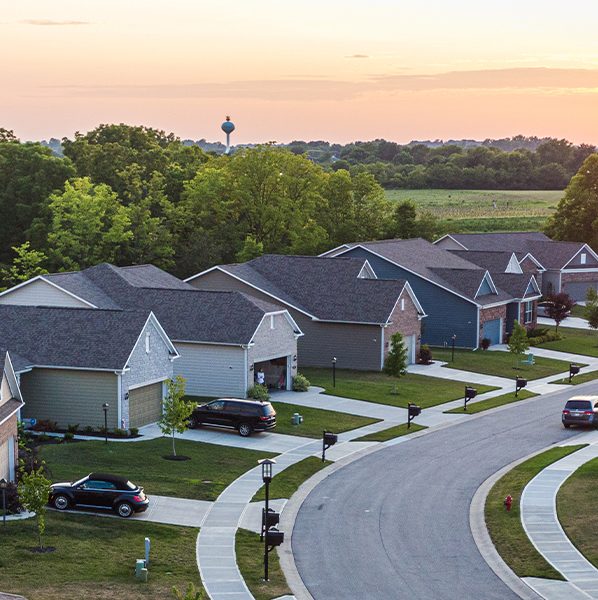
[292,384,591,600]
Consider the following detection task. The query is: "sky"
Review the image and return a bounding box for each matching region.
[2,0,598,144]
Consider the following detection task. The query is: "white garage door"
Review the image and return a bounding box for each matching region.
[0,439,9,481]
[129,383,164,428]
[404,335,416,364]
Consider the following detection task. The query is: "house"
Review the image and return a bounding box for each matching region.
[185,254,425,370]
[0,264,302,398]
[0,351,24,481]
[435,232,598,301]
[0,306,177,430]
[321,239,541,348]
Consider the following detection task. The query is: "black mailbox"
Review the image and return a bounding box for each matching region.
[323,432,338,446]
[262,508,279,529]
[408,404,421,417]
[516,377,527,388]
[266,527,284,547]
[465,386,478,399]
[570,364,581,375]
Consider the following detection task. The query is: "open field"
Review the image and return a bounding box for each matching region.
[385,189,563,232]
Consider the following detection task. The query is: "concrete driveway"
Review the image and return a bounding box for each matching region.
[539,316,591,330]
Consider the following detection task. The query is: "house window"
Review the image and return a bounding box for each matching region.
[524,301,533,324]
[581,253,587,265]
[270,315,275,329]
[145,331,151,354]
[401,298,405,311]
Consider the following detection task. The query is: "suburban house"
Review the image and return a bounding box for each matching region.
[0,351,24,481]
[0,264,302,399]
[186,254,426,370]
[321,239,541,348]
[435,232,598,302]
[0,306,177,430]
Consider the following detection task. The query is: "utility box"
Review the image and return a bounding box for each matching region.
[135,559,148,582]
[292,413,304,426]
[266,527,284,547]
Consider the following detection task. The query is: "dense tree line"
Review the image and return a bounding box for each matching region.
[0,124,443,285]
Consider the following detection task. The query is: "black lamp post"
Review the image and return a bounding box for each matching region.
[102,403,109,444]
[451,335,457,362]
[258,458,276,582]
[0,477,7,526]
[332,357,337,388]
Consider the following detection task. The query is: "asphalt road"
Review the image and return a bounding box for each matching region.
[292,384,594,600]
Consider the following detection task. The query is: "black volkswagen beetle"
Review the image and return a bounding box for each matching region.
[49,473,149,518]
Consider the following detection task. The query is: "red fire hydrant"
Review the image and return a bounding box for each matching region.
[504,495,513,512]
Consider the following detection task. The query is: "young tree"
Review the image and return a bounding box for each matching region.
[172,582,205,600]
[584,288,598,330]
[384,332,408,377]
[235,235,264,262]
[158,376,191,458]
[0,242,48,290]
[545,293,574,333]
[508,320,529,364]
[18,465,52,550]
[392,200,417,239]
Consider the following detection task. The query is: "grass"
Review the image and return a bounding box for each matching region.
[535,327,598,358]
[301,367,498,409]
[236,528,291,600]
[433,348,575,380]
[485,445,585,580]
[353,422,426,442]
[551,370,598,385]
[41,437,271,501]
[0,512,200,600]
[270,401,379,438]
[570,305,587,318]
[558,457,598,568]
[253,456,332,501]
[444,390,537,414]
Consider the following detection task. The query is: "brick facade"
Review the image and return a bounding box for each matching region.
[479,305,507,343]
[519,300,538,331]
[561,271,598,284]
[384,290,421,360]
[519,258,542,288]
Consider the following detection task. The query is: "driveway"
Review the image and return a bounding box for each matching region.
[292,382,592,599]
[538,316,590,330]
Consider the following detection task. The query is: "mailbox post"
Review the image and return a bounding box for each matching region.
[322,430,338,462]
[451,335,457,362]
[569,363,581,384]
[0,478,7,527]
[407,403,421,429]
[258,458,276,581]
[464,386,478,411]
[102,403,109,444]
[332,357,337,388]
[515,376,527,397]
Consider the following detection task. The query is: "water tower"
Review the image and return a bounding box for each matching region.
[221,116,235,155]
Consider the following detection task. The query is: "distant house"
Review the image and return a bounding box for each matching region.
[0,351,24,481]
[186,254,425,370]
[435,232,598,301]
[0,264,302,399]
[321,239,540,348]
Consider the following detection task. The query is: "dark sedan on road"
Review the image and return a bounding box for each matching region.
[49,473,149,518]
[562,396,598,428]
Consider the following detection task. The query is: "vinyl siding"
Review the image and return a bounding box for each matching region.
[19,369,118,428]
[0,279,89,308]
[340,247,480,348]
[174,342,246,398]
[567,249,598,267]
[542,271,561,296]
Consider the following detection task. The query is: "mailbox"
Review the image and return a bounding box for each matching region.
[570,364,581,376]
[465,386,478,399]
[323,432,338,447]
[516,377,527,388]
[266,527,284,547]
[408,404,421,418]
[262,508,280,529]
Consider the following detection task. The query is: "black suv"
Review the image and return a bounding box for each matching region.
[190,398,276,437]
[49,473,149,518]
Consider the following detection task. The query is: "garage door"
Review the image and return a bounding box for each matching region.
[129,382,163,428]
[564,281,598,302]
[403,335,416,364]
[0,439,9,481]
[482,319,502,345]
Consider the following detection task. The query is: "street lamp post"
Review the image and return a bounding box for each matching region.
[258,458,276,582]
[0,477,7,527]
[332,357,337,388]
[102,403,109,444]
[451,335,457,362]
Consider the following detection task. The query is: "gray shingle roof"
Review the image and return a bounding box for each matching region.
[447,250,515,273]
[0,306,157,371]
[221,255,409,323]
[525,241,587,270]
[491,274,540,299]
[445,232,551,251]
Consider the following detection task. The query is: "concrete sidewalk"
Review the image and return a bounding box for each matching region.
[521,439,598,599]
[539,317,590,330]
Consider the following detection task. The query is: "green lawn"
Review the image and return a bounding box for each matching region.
[271,402,379,438]
[0,512,200,600]
[551,370,598,385]
[536,327,598,358]
[485,445,585,580]
[558,457,598,568]
[236,528,291,600]
[570,305,587,319]
[354,422,426,442]
[253,456,332,501]
[433,348,574,380]
[41,437,271,501]
[301,368,497,409]
[444,390,537,415]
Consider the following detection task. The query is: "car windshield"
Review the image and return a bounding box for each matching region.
[261,403,275,415]
[566,401,592,410]
[72,476,89,487]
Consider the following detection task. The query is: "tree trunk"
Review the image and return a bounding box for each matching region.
[172,430,176,457]
[38,520,43,551]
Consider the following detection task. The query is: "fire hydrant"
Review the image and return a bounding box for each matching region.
[504,495,513,512]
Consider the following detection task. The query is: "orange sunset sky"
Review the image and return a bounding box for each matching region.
[2,1,598,144]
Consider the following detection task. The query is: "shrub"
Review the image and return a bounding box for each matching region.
[113,428,128,438]
[247,384,270,401]
[419,344,432,364]
[480,338,491,350]
[4,481,22,514]
[83,425,94,434]
[292,373,310,392]
[129,427,139,437]
[37,434,50,443]
[527,327,549,338]
[384,332,408,377]
[32,419,58,432]
[529,332,563,346]
[66,423,79,434]
[63,431,74,442]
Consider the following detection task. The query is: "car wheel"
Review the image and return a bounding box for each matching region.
[116,501,133,518]
[238,422,252,437]
[52,494,70,511]
[563,423,571,428]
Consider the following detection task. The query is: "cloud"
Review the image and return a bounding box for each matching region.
[346,54,369,59]
[20,19,90,26]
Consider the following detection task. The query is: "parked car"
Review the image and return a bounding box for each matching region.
[537,301,572,318]
[562,396,598,428]
[190,398,276,437]
[49,473,149,518]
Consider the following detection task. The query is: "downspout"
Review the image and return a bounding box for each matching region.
[476,306,480,349]
[243,346,249,398]
[116,372,123,429]
[380,325,386,370]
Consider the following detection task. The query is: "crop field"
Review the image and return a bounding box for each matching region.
[385,189,563,232]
